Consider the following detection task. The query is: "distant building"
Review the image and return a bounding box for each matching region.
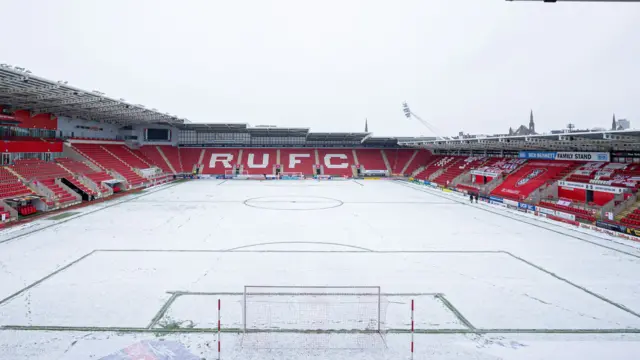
[508,110,537,136]
[617,118,630,130]
[611,114,630,130]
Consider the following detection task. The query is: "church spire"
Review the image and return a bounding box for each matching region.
[612,113,617,130]
[364,118,369,132]
[529,110,535,134]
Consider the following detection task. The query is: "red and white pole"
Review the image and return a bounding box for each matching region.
[411,299,414,360]
[218,298,221,360]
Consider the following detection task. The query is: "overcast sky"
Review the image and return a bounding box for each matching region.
[3,0,639,137]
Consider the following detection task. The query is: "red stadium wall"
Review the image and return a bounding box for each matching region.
[472,174,495,184]
[13,110,58,130]
[558,186,586,202]
[556,186,615,206]
[592,191,615,206]
[0,139,63,153]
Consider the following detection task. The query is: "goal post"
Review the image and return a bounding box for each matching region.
[242,285,386,334]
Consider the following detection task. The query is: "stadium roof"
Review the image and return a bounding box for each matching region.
[0,65,186,126]
[2,66,637,152]
[248,126,310,137]
[306,132,370,143]
[176,123,248,131]
[178,124,378,143]
[398,130,640,152]
[362,137,401,147]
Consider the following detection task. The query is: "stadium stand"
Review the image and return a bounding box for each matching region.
[85,172,115,189]
[102,144,151,170]
[139,146,172,173]
[385,149,417,175]
[564,162,640,190]
[279,148,315,175]
[64,177,97,197]
[11,159,68,180]
[491,161,579,201]
[129,147,155,167]
[621,207,640,227]
[317,149,355,176]
[455,158,526,193]
[0,167,33,199]
[180,148,203,173]
[55,157,97,175]
[565,162,604,183]
[201,148,239,175]
[160,146,183,173]
[488,158,527,173]
[413,156,448,181]
[37,178,78,206]
[432,156,487,186]
[593,163,640,190]
[404,150,433,177]
[72,143,148,187]
[9,159,83,206]
[355,149,388,172]
[240,148,277,175]
[55,158,114,193]
[538,200,597,222]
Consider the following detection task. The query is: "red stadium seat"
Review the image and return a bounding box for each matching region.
[72,144,148,187]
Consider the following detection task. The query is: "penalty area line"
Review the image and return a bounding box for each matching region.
[147,293,181,329]
[435,294,476,330]
[2,325,640,335]
[166,290,444,297]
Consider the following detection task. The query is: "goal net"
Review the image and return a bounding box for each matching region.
[224,170,248,178]
[280,172,304,179]
[241,286,388,350]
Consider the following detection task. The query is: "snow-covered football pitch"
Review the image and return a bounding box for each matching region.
[1,179,640,360]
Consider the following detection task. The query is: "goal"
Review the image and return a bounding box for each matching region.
[243,286,387,333]
[224,170,248,178]
[315,174,332,180]
[280,172,304,179]
[241,286,388,350]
